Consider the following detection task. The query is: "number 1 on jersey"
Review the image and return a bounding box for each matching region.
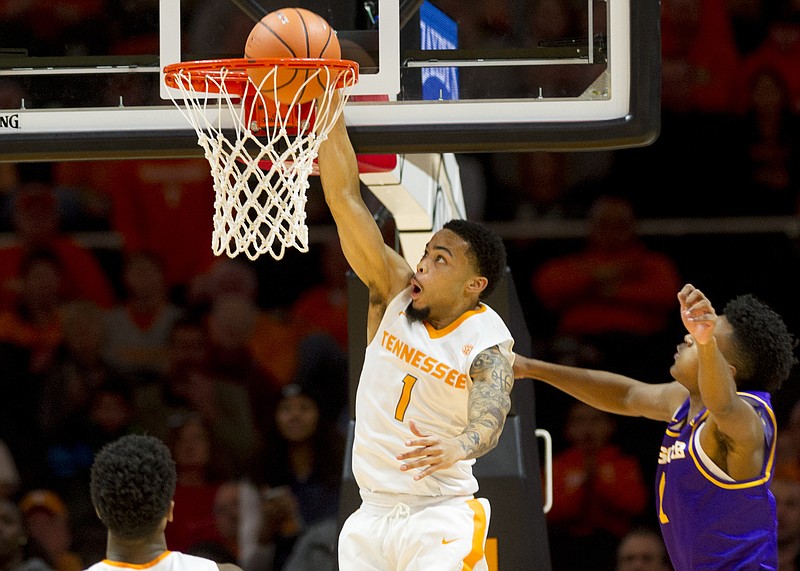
[394,374,418,422]
[658,472,670,524]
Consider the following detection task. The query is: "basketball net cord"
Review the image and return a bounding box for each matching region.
[166,63,357,260]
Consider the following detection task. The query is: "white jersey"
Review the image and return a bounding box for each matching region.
[85,552,217,571]
[352,287,514,497]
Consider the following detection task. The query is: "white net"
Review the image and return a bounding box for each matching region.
[164,60,358,260]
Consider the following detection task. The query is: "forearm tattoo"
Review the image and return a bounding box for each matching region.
[461,346,514,459]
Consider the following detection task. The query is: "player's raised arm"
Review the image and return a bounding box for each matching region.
[678,284,766,478]
[513,354,685,422]
[317,108,411,313]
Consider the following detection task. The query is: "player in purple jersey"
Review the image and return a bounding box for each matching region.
[514,283,797,570]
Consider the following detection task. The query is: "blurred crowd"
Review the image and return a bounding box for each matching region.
[1,0,800,570]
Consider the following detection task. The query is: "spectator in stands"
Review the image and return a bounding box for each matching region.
[509,152,579,221]
[661,0,742,114]
[252,486,304,571]
[188,258,260,310]
[164,414,228,553]
[18,491,81,571]
[40,372,136,565]
[0,177,115,311]
[133,314,259,474]
[289,333,349,431]
[249,383,345,571]
[739,0,800,112]
[205,293,285,441]
[615,526,672,571]
[55,159,217,299]
[0,499,53,571]
[289,240,350,353]
[38,300,111,439]
[547,400,649,571]
[190,259,297,401]
[208,480,268,570]
[531,195,682,376]
[103,251,184,382]
[734,62,800,215]
[773,475,800,570]
[0,250,67,376]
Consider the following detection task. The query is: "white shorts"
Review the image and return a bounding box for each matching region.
[338,494,491,571]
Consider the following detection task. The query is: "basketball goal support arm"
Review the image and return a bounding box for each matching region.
[359,153,466,265]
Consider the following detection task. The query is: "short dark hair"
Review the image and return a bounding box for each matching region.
[442,219,506,300]
[723,294,797,393]
[90,434,176,540]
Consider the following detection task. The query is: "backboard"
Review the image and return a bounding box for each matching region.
[0,0,660,161]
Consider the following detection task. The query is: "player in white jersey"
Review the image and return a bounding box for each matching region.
[85,434,242,571]
[317,99,515,571]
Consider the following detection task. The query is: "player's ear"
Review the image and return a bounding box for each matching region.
[467,276,488,295]
[167,500,175,522]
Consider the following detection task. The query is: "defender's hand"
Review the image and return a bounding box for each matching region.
[678,284,717,345]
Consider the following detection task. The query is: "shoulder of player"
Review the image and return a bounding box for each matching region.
[469,345,513,380]
[216,564,243,571]
[705,392,770,438]
[368,262,413,306]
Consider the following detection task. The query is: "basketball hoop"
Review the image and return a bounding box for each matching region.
[163,57,359,261]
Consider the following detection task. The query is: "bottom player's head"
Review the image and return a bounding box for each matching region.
[720,294,796,393]
[407,219,506,322]
[90,434,177,540]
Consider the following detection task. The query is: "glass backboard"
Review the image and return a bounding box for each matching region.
[0,0,660,161]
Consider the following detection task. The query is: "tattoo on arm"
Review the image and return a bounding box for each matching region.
[461,346,514,459]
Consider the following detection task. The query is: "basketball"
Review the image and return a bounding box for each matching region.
[244,7,341,105]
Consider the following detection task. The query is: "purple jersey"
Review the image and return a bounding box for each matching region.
[656,391,777,570]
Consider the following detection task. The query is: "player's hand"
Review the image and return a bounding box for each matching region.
[678,284,717,345]
[396,420,465,480]
[259,486,302,541]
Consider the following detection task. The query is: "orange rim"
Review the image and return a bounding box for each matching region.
[163,57,359,96]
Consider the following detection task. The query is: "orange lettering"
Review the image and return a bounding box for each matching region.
[381,333,467,390]
[400,343,415,362]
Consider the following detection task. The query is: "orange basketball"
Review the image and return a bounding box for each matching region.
[244,7,341,105]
